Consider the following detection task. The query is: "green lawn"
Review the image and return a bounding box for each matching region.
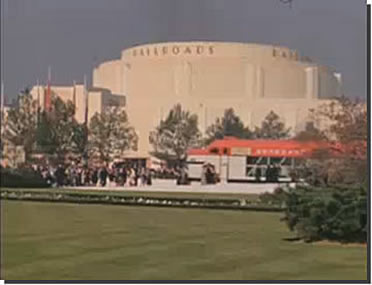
[1,200,367,281]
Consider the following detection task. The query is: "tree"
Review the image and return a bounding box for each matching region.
[4,89,38,160]
[254,111,291,139]
[205,108,253,145]
[316,97,367,150]
[149,104,201,166]
[72,124,89,159]
[35,97,86,162]
[88,107,137,163]
[294,122,327,142]
[303,97,367,187]
[284,185,366,243]
[282,97,367,243]
[35,111,55,154]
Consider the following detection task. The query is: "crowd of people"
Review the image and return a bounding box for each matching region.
[31,162,221,187]
[33,163,153,188]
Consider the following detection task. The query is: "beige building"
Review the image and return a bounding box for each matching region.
[29,84,125,123]
[93,41,342,158]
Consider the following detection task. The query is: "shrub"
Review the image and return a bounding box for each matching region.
[283,185,367,243]
[0,167,49,188]
[258,187,288,207]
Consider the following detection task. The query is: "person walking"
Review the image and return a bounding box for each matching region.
[255,167,261,182]
[139,167,146,186]
[266,165,272,183]
[99,166,108,187]
[146,168,152,186]
[201,164,207,185]
[129,167,136,186]
[92,168,98,186]
[55,164,65,187]
[120,167,127,186]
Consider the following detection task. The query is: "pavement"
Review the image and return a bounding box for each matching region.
[68,179,291,194]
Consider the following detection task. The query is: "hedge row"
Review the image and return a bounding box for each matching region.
[0,168,49,188]
[0,189,284,212]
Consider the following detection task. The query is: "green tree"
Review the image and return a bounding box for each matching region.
[72,124,89,159]
[36,97,85,161]
[282,97,367,243]
[302,97,367,187]
[4,89,38,160]
[35,111,55,154]
[283,185,366,243]
[254,111,291,139]
[205,108,253,145]
[88,107,137,163]
[149,104,201,166]
[294,122,327,141]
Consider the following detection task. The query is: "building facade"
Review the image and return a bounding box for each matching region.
[29,84,125,124]
[92,42,342,158]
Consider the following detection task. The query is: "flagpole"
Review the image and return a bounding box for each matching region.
[48,66,51,83]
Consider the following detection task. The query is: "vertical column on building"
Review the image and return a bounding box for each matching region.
[305,66,319,99]
[244,62,254,126]
[121,51,129,96]
[120,61,124,95]
[249,66,264,129]
[256,67,264,99]
[333,72,342,97]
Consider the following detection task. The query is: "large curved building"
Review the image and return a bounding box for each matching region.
[93,41,342,158]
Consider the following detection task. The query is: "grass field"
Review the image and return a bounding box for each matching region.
[1,200,367,281]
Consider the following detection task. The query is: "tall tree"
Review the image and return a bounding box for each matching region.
[4,89,38,160]
[294,122,327,142]
[316,97,367,147]
[149,104,201,166]
[283,97,367,243]
[305,97,368,186]
[36,97,85,161]
[205,108,252,145]
[254,111,291,139]
[72,124,89,160]
[88,107,137,163]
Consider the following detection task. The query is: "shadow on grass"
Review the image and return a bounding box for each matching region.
[282,237,302,242]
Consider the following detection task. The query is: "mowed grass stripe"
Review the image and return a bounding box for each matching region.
[0,187,260,201]
[1,200,367,280]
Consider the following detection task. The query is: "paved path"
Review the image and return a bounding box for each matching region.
[68,179,291,194]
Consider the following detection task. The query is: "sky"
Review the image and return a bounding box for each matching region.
[0,0,367,101]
